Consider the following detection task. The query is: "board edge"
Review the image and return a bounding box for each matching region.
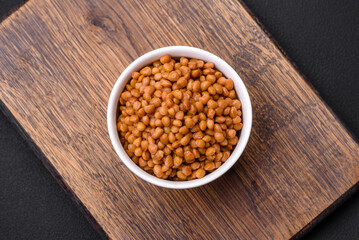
[0,100,109,240]
[291,183,359,239]
[0,0,27,25]
[236,0,358,143]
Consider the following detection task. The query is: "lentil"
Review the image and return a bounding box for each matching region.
[117,55,243,180]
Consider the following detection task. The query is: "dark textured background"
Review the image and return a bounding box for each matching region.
[0,0,358,239]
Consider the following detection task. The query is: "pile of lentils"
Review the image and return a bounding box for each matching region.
[117,54,243,181]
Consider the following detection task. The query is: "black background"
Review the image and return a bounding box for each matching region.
[1,0,358,239]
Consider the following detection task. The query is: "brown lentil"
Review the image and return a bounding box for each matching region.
[117,55,243,181]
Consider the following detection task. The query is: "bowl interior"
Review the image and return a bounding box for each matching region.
[107,46,252,189]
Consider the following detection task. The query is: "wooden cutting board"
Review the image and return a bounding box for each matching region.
[0,0,358,239]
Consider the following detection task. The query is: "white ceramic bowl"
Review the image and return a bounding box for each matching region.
[108,46,252,189]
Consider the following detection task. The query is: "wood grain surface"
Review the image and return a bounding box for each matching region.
[0,0,358,239]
